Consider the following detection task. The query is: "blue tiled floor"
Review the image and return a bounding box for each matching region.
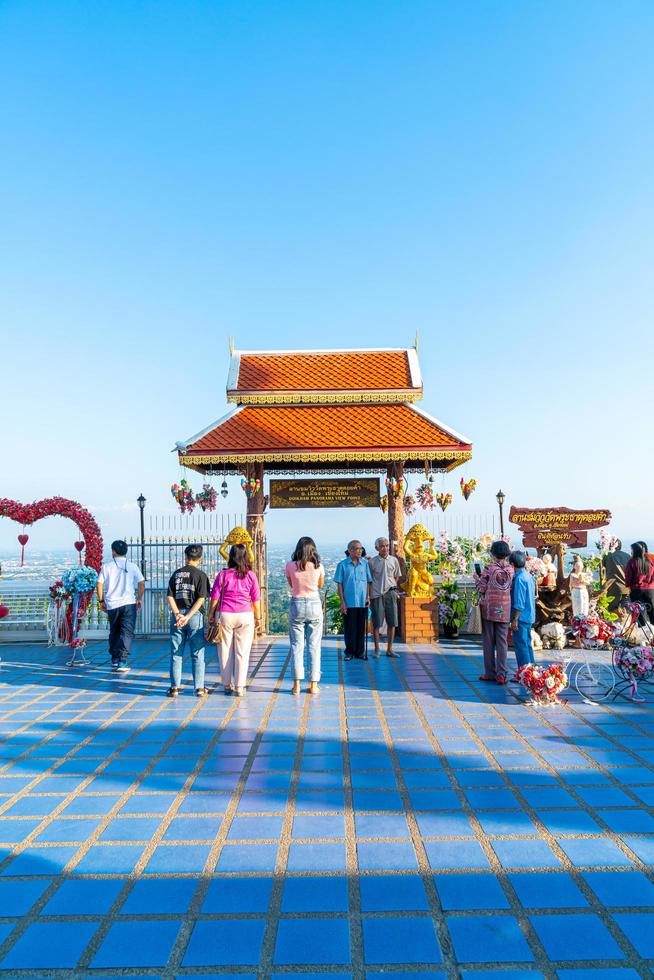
[1,634,654,977]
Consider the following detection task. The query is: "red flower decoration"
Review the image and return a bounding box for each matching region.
[0,497,103,572]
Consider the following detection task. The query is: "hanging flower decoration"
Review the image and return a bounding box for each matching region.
[74,540,86,565]
[241,477,261,498]
[436,492,453,512]
[403,494,416,516]
[460,478,477,501]
[196,484,218,512]
[379,496,388,513]
[518,663,568,704]
[415,484,435,510]
[0,497,103,572]
[385,475,406,500]
[171,480,196,513]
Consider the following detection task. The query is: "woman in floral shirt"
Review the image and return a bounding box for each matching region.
[476,541,514,684]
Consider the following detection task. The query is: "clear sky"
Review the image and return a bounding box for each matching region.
[1,0,653,556]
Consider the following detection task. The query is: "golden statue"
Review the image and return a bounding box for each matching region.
[403,523,437,598]
[219,526,255,565]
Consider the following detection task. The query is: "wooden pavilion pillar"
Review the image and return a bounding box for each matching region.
[245,461,268,634]
[386,461,406,567]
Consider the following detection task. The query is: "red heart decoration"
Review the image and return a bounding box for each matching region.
[0,605,9,619]
[18,534,29,546]
[74,541,85,552]
[0,498,103,572]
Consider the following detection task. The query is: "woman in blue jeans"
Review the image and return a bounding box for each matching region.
[286,537,324,695]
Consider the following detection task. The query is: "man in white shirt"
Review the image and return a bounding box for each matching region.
[97,540,145,673]
[368,536,402,658]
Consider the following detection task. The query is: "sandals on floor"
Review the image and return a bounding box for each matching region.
[166,686,179,698]
[478,675,496,682]
[195,687,209,697]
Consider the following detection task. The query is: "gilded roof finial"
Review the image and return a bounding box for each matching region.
[414,330,419,352]
[228,336,235,355]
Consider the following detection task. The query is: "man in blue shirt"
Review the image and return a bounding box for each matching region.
[334,540,373,661]
[509,551,536,671]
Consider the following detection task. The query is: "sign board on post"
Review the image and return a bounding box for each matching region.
[269,478,380,509]
[522,531,588,549]
[509,507,611,550]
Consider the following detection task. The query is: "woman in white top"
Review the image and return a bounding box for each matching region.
[285,536,324,695]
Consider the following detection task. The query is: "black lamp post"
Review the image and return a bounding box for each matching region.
[496,489,506,537]
[137,494,147,579]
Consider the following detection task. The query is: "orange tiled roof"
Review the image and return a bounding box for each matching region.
[230,349,417,396]
[182,404,470,458]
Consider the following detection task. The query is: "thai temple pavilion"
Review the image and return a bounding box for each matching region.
[176,345,472,565]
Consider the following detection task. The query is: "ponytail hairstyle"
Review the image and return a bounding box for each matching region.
[631,542,651,579]
[228,543,252,579]
[291,536,321,570]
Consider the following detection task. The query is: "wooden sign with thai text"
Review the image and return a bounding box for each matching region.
[269,478,380,509]
[509,507,611,533]
[522,530,588,549]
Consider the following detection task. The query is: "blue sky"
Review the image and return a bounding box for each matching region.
[1,0,653,556]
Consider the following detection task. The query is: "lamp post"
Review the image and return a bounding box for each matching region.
[496,489,506,537]
[137,494,147,580]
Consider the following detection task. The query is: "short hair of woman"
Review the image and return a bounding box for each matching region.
[509,550,526,568]
[228,543,252,578]
[631,542,650,577]
[490,540,510,560]
[291,536,321,569]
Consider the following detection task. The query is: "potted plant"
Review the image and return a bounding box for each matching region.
[438,580,468,639]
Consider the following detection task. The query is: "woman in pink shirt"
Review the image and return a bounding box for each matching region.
[208,544,261,696]
[285,536,324,695]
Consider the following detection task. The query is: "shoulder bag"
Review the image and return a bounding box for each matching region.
[205,570,226,644]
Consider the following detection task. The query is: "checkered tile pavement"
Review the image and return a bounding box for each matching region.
[0,635,653,978]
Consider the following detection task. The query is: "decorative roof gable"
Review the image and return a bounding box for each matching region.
[227,347,422,404]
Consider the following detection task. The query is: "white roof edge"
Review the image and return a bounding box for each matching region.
[406,348,422,388]
[231,345,414,357]
[174,405,241,451]
[409,403,472,446]
[226,352,241,391]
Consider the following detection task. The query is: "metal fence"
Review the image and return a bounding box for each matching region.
[126,533,267,636]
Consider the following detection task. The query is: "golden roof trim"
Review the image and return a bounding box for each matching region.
[179,450,471,465]
[226,390,422,406]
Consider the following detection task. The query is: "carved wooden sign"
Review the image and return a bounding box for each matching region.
[509,507,611,550]
[269,478,380,509]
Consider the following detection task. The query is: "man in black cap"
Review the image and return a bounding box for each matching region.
[97,540,145,673]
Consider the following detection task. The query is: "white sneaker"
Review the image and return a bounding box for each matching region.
[116,665,130,674]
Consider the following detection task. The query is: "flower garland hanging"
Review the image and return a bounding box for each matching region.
[436,492,453,512]
[196,484,218,512]
[415,484,435,510]
[241,477,261,498]
[460,478,477,501]
[379,496,388,513]
[170,480,196,513]
[517,663,568,705]
[385,475,406,500]
[403,494,416,516]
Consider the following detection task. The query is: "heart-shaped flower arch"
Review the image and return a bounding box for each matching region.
[0,497,103,571]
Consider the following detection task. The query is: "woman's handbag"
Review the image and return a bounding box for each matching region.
[205,571,226,644]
